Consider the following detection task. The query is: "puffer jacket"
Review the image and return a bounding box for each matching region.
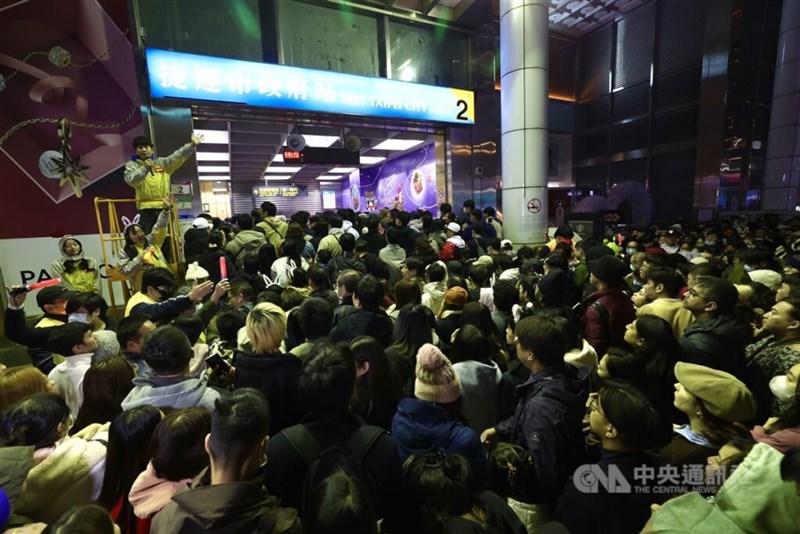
[391,397,487,473]
[422,281,447,316]
[678,314,751,380]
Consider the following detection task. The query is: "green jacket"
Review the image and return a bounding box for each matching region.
[648,443,800,533]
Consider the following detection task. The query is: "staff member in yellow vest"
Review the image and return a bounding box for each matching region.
[124,133,203,233]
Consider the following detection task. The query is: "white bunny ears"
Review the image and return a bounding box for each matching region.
[121,213,141,233]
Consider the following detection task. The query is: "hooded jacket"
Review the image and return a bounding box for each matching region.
[225,229,267,266]
[317,227,345,256]
[124,144,195,210]
[391,397,487,471]
[678,315,751,380]
[422,280,447,316]
[51,236,99,292]
[453,360,502,432]
[256,216,288,256]
[379,243,406,268]
[440,235,466,262]
[495,365,588,505]
[151,468,300,534]
[120,373,220,412]
[647,443,800,533]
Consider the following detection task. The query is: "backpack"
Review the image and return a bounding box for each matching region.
[235,236,265,268]
[282,424,386,517]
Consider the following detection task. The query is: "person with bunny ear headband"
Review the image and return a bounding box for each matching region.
[117,198,173,290]
[124,133,203,234]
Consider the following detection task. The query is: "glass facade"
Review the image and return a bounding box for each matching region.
[136,0,263,61]
[388,21,470,89]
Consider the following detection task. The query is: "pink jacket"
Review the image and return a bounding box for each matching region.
[128,462,191,518]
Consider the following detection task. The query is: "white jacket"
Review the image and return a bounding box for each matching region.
[48,353,92,419]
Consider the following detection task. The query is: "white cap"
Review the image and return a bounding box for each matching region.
[185,261,210,281]
[192,217,211,229]
[501,239,512,249]
[446,222,461,233]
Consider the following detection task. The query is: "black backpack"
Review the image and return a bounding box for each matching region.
[282,424,386,517]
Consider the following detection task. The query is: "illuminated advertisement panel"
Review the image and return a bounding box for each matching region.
[146,48,475,125]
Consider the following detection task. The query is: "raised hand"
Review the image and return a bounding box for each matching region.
[191,133,204,146]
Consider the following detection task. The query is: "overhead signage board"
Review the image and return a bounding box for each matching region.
[146,48,475,125]
[252,185,308,198]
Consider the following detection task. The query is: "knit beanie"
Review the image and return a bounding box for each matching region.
[414,344,461,404]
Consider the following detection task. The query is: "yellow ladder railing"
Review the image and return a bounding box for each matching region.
[93,198,184,320]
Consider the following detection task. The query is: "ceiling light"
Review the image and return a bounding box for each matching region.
[263,175,292,180]
[373,139,424,151]
[198,175,230,181]
[265,166,302,173]
[198,165,230,173]
[212,187,228,192]
[328,167,357,173]
[360,156,386,164]
[196,152,230,161]
[193,129,229,144]
[316,175,345,181]
[272,154,284,163]
[284,135,338,148]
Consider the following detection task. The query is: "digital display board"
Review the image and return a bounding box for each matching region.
[251,185,308,198]
[146,48,475,125]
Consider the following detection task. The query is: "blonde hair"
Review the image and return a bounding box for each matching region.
[0,367,51,410]
[246,302,287,354]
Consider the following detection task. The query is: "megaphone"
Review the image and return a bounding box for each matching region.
[286,134,306,151]
[344,135,362,152]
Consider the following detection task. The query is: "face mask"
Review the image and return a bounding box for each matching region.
[769,375,796,402]
[68,313,89,324]
[743,264,755,273]
[626,248,637,256]
[156,287,174,300]
[705,240,717,247]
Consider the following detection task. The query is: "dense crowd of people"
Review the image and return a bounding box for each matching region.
[3,195,800,533]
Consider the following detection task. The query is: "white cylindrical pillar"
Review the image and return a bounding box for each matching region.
[761,0,800,211]
[500,0,549,245]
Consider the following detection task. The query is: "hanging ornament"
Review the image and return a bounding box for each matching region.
[50,118,91,197]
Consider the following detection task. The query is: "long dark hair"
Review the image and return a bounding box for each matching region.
[72,357,135,435]
[391,304,433,359]
[350,336,401,429]
[403,453,489,534]
[0,392,69,449]
[98,406,162,527]
[63,258,94,274]
[123,224,147,261]
[460,302,509,371]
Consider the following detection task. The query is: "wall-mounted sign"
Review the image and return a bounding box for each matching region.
[146,48,475,125]
[170,181,193,195]
[252,185,308,198]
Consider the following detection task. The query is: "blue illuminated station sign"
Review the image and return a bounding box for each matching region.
[146,49,475,125]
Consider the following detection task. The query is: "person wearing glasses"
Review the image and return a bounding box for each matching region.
[551,380,671,534]
[124,267,215,321]
[679,276,751,381]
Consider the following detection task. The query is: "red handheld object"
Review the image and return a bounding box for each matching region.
[219,257,227,280]
[29,278,62,290]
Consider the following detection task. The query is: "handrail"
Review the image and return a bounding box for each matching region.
[93,197,184,319]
